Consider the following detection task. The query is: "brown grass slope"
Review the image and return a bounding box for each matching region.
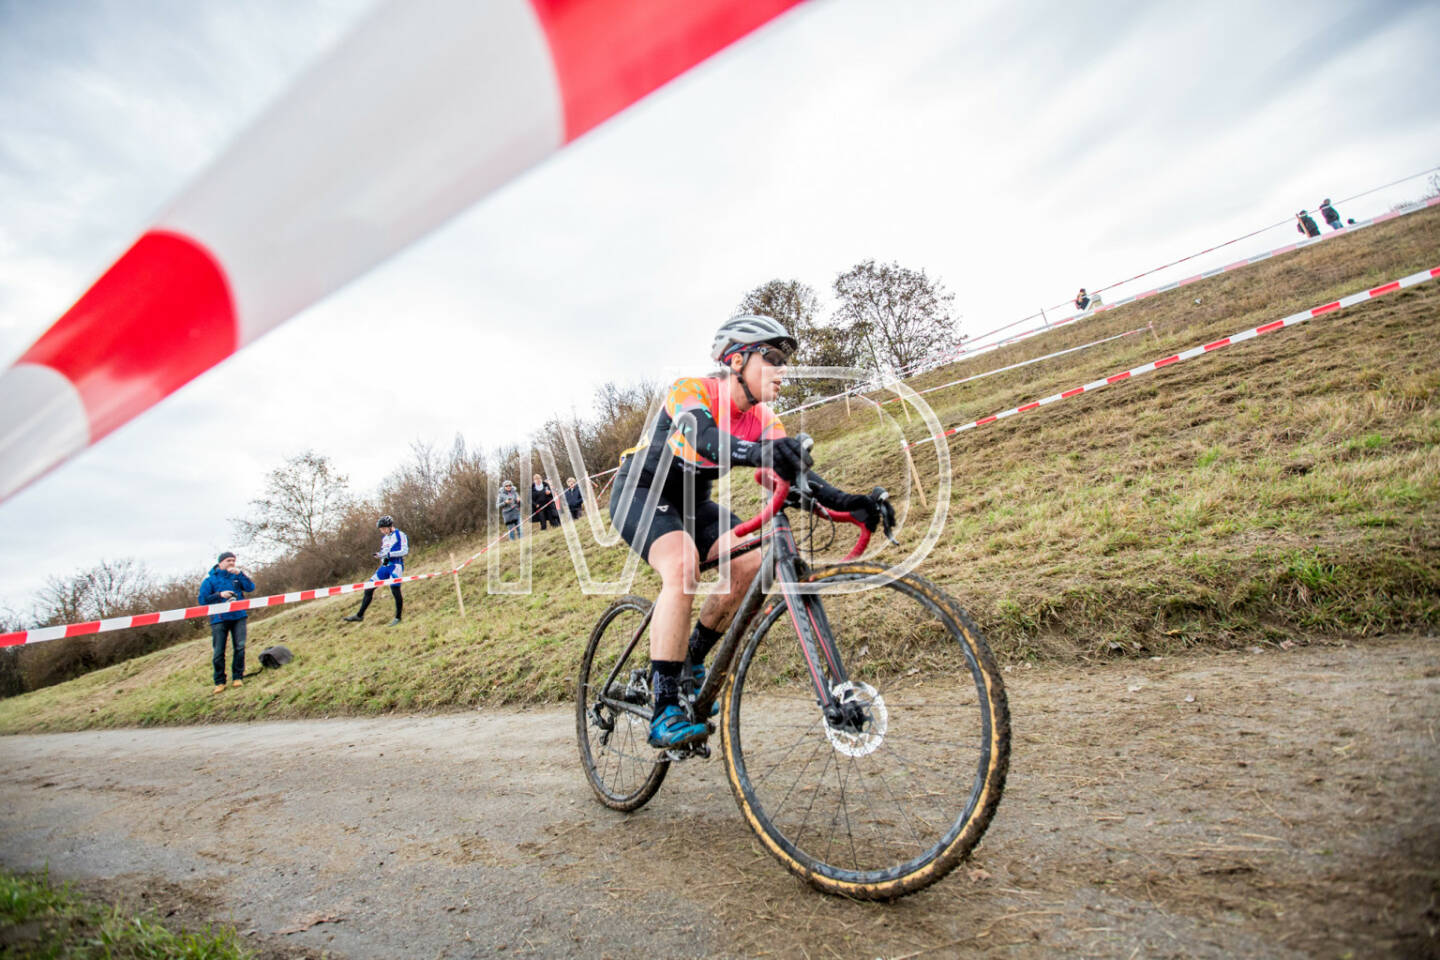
[2,207,1436,733]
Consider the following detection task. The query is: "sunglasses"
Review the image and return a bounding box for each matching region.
[753,344,792,367]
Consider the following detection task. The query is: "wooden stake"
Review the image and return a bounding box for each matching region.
[844,392,851,416]
[902,444,928,507]
[1148,321,1160,344]
[901,397,912,423]
[449,551,466,617]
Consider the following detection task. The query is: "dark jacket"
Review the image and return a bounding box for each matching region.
[198,566,257,624]
[564,485,584,511]
[1320,201,1341,226]
[530,482,556,510]
[1296,213,1320,237]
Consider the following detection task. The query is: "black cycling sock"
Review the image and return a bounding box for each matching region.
[651,660,684,713]
[391,585,403,619]
[355,589,374,618]
[687,621,725,665]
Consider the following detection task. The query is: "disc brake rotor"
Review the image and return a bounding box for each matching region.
[824,680,887,757]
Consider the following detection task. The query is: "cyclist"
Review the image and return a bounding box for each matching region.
[342,515,409,625]
[609,314,896,749]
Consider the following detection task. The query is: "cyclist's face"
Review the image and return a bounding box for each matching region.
[742,346,787,401]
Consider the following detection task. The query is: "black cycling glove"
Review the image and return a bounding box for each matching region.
[809,476,895,532]
[733,436,809,482]
[848,489,897,533]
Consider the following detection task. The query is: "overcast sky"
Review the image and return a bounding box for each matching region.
[2,0,1438,618]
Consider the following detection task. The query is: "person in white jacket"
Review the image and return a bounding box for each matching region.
[343,515,409,625]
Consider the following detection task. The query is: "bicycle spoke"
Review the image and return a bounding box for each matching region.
[577,597,668,811]
[725,565,1009,896]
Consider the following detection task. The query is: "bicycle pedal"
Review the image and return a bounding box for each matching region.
[662,740,711,762]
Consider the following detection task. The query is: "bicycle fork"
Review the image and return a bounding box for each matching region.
[767,517,865,733]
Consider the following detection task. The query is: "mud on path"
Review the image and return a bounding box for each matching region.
[1,637,1436,959]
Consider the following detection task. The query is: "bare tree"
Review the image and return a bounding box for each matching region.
[378,441,446,541]
[233,450,352,554]
[35,558,152,625]
[832,260,959,373]
[737,279,821,339]
[738,279,861,401]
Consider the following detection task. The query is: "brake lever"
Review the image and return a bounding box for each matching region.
[793,432,816,500]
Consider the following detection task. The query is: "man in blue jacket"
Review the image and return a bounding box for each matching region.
[343,515,409,626]
[198,551,256,694]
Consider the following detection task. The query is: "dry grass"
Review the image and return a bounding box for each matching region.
[2,208,1437,733]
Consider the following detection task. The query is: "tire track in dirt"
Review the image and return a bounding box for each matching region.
[1,637,1436,959]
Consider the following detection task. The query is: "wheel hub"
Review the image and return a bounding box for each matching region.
[823,680,887,757]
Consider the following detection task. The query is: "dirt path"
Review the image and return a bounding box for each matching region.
[1,637,1436,959]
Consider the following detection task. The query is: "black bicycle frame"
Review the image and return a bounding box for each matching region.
[690,508,850,719]
[593,506,853,725]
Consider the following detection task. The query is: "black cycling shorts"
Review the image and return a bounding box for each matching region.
[608,475,739,563]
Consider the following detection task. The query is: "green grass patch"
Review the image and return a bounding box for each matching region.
[0,869,252,959]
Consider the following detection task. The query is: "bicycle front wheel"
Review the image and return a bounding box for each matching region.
[721,565,1009,899]
[576,595,668,811]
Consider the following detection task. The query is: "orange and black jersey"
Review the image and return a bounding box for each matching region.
[620,376,785,493]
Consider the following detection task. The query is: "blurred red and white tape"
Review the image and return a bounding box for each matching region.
[0,0,805,504]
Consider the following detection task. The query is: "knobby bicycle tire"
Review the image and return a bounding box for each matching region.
[721,564,1010,899]
[576,595,668,811]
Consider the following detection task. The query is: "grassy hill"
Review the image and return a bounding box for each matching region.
[2,206,1436,733]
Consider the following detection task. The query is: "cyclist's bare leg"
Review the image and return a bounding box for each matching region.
[696,529,764,632]
[646,530,700,662]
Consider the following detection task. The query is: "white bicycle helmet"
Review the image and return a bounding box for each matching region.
[711,314,798,363]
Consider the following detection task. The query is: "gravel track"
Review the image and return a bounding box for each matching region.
[1,636,1436,958]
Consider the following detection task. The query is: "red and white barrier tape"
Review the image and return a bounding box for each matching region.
[787,194,1440,418]
[0,487,591,648]
[0,0,805,504]
[906,264,1440,449]
[0,568,446,649]
[881,326,1149,405]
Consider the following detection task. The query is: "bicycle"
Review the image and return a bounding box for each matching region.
[575,454,1010,899]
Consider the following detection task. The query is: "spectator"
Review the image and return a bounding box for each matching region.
[563,476,585,520]
[1074,287,1091,311]
[343,515,408,626]
[530,474,561,531]
[1319,198,1343,230]
[1296,210,1321,238]
[497,480,523,540]
[198,551,255,694]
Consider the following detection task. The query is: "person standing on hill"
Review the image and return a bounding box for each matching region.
[530,474,561,531]
[497,480,523,540]
[563,476,585,519]
[1295,210,1321,238]
[1319,199,1343,230]
[1074,288,1091,311]
[198,551,256,694]
[343,515,408,625]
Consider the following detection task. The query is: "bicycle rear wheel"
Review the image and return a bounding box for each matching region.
[721,565,1009,899]
[576,595,668,811]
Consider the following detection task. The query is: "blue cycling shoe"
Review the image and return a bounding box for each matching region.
[688,663,719,718]
[648,705,709,749]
